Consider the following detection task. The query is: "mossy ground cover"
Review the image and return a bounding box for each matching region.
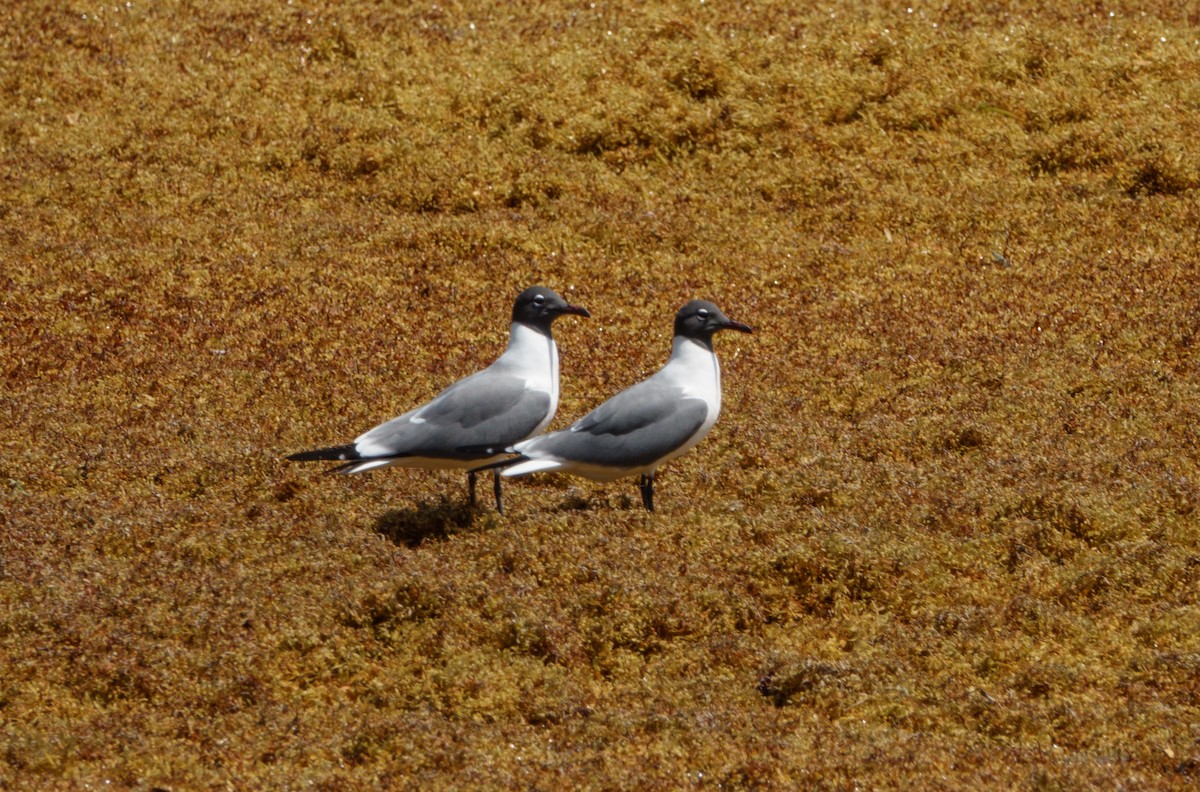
[3,1,1200,787]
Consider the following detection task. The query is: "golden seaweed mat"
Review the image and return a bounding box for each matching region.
[2,2,1199,788]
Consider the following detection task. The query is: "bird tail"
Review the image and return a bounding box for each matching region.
[286,444,360,463]
[287,444,401,475]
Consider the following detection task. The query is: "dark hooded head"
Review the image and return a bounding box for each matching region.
[511,286,590,333]
[673,300,753,348]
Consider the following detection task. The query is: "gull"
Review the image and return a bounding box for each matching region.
[286,286,589,512]
[472,300,751,511]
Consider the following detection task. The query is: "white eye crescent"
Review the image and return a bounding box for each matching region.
[533,294,546,305]
[697,308,710,319]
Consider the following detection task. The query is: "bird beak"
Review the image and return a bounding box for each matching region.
[560,304,591,318]
[721,318,753,334]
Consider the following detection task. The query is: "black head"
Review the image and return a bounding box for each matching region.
[673,300,753,347]
[511,286,590,332]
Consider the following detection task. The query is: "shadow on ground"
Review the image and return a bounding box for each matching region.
[373,499,483,548]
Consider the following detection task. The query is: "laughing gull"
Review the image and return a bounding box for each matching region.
[472,300,752,511]
[286,286,589,512]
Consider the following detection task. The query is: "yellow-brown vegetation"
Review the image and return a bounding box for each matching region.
[3,1,1199,788]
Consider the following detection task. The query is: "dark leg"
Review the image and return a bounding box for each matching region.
[639,473,655,512]
[468,471,478,506]
[493,470,504,514]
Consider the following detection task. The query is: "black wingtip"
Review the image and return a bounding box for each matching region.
[456,443,507,457]
[468,455,528,475]
[286,444,360,463]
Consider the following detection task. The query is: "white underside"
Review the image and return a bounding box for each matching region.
[501,458,652,482]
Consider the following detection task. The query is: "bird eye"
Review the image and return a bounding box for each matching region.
[533,294,546,305]
[697,308,710,319]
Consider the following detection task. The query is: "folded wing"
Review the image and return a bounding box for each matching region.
[524,379,708,469]
[355,371,552,460]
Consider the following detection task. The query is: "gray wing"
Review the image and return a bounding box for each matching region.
[531,379,708,468]
[355,370,551,459]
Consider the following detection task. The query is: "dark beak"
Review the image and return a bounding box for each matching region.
[559,303,591,318]
[720,318,753,334]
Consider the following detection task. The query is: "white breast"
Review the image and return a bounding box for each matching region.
[660,336,722,436]
[497,322,560,434]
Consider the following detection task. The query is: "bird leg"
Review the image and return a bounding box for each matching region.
[468,471,478,506]
[639,473,655,512]
[493,470,504,514]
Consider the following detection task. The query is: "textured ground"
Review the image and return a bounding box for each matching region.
[3,1,1200,788]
